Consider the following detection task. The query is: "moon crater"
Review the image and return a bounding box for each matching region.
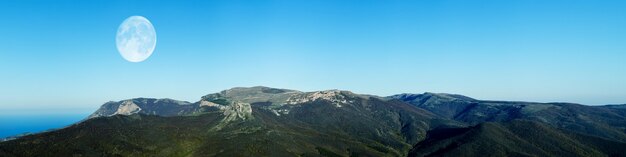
[116,16,156,62]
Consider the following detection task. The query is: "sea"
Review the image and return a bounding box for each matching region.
[0,110,92,139]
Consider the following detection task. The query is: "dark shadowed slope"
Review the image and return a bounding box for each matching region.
[390,93,626,142]
[408,120,626,157]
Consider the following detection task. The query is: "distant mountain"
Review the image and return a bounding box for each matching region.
[389,93,626,142]
[1,86,625,157]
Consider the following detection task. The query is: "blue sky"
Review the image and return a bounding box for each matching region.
[1,0,626,112]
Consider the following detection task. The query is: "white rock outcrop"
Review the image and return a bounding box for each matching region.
[113,100,142,115]
[285,90,353,107]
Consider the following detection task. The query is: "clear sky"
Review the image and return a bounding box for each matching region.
[1,0,625,112]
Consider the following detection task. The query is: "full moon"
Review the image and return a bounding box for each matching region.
[116,16,156,62]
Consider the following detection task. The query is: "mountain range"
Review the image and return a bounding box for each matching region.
[1,86,625,157]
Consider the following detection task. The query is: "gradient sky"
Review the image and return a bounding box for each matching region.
[1,0,626,113]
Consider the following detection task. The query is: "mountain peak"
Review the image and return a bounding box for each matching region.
[201,86,301,105]
[90,87,373,119]
[285,90,357,107]
[88,98,195,118]
[389,92,476,103]
[202,86,367,107]
[423,92,476,101]
[89,87,482,120]
[91,87,483,120]
[223,86,300,94]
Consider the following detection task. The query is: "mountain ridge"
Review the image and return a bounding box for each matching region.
[2,86,625,157]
